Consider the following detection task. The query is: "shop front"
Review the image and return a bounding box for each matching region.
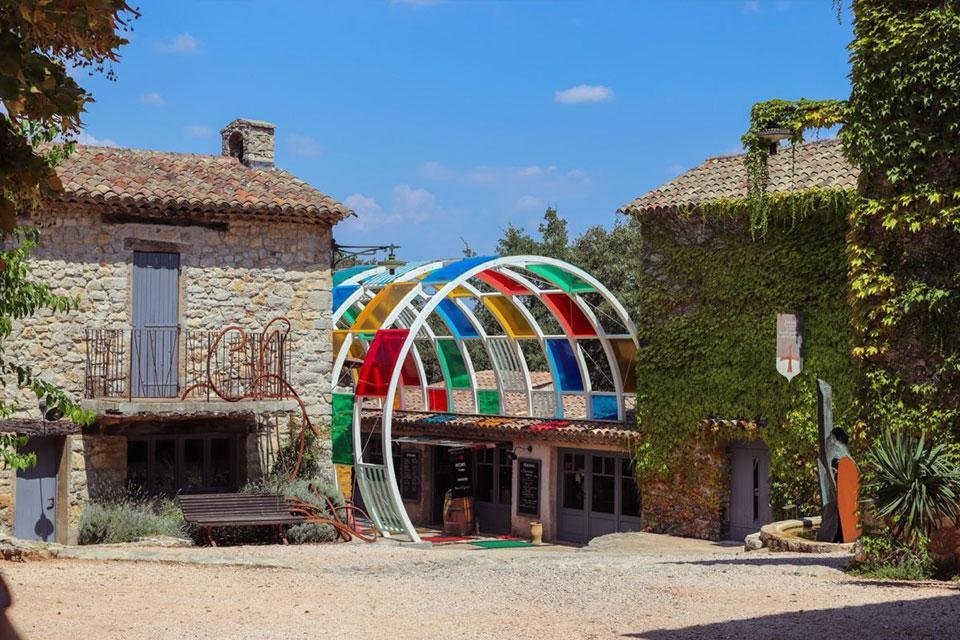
[359,413,641,545]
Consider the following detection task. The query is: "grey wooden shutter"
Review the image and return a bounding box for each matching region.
[131,251,180,397]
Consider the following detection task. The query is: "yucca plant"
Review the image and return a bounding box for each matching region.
[865,430,960,543]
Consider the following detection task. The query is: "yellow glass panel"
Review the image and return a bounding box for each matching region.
[610,338,638,393]
[350,282,417,332]
[333,330,348,360]
[334,330,367,361]
[483,296,536,338]
[448,285,474,298]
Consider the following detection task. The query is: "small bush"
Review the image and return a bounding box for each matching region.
[78,496,187,545]
[242,475,344,544]
[865,430,960,543]
[850,532,934,581]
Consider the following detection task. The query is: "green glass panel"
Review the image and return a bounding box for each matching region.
[331,393,355,464]
[342,305,358,325]
[334,265,375,287]
[437,340,471,389]
[526,264,594,294]
[477,389,500,415]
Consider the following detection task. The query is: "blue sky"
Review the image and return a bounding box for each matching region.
[78,0,853,260]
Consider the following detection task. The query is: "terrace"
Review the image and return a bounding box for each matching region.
[82,324,299,418]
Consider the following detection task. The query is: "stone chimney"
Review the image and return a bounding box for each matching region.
[220,118,276,169]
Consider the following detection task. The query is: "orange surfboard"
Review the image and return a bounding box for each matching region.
[836,457,861,543]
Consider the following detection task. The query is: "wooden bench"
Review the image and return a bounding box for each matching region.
[178,493,305,546]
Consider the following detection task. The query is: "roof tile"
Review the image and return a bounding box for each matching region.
[620,138,858,216]
[47,145,354,224]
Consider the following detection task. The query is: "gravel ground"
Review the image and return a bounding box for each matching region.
[3,532,958,640]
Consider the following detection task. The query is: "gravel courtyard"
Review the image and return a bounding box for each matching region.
[3,533,958,640]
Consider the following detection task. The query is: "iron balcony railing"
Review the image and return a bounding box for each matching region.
[84,326,293,401]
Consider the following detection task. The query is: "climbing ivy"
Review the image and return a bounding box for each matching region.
[842,0,960,448]
[741,99,847,236]
[633,204,856,512]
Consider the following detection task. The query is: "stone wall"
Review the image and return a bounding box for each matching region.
[640,435,728,540]
[65,434,126,542]
[5,205,334,433]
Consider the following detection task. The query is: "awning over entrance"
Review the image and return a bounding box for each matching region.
[363,409,639,447]
[393,435,499,448]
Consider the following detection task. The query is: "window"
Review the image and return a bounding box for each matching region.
[127,435,238,494]
[475,448,494,503]
[591,455,616,514]
[562,453,585,509]
[621,458,641,518]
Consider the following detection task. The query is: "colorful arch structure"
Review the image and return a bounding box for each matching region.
[330,255,638,542]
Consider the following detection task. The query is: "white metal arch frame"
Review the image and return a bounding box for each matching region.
[332,255,638,542]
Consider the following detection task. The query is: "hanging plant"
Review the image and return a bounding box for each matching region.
[741,98,847,235]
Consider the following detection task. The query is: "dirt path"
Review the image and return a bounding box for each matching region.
[3,533,958,639]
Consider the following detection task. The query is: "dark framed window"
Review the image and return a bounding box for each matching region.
[591,455,616,514]
[127,434,239,495]
[562,453,586,510]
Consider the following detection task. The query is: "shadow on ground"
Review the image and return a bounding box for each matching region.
[657,555,850,569]
[625,594,960,639]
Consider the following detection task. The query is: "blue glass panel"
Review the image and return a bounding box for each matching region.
[545,339,585,392]
[590,394,619,420]
[421,256,495,286]
[334,265,379,287]
[436,299,479,339]
[333,285,359,313]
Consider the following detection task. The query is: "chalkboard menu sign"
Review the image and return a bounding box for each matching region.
[400,450,421,501]
[517,458,540,517]
[449,447,473,498]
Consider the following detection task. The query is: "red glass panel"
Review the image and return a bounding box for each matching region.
[355,329,410,397]
[401,354,419,386]
[427,387,448,411]
[541,292,596,337]
[477,269,530,296]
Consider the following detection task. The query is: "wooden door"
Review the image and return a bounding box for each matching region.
[131,251,180,397]
[728,440,773,541]
[14,437,63,542]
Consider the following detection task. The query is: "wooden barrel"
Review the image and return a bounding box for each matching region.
[443,491,475,536]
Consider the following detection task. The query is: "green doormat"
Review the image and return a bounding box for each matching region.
[471,539,533,549]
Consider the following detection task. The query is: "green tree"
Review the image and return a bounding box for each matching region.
[0,1,137,468]
[842,0,960,445]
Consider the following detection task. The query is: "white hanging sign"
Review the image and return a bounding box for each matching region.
[776,313,803,382]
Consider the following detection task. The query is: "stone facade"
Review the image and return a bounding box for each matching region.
[641,436,729,540]
[2,204,336,541]
[7,205,334,426]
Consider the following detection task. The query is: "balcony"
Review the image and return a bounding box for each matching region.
[83,326,297,418]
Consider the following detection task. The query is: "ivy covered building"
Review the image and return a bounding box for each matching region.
[619,138,859,540]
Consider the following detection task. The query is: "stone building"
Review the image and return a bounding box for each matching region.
[3,118,352,543]
[619,139,858,541]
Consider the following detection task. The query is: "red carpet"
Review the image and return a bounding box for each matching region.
[421,535,473,544]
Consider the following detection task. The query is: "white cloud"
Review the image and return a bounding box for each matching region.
[185,125,212,139]
[515,195,544,211]
[77,131,118,147]
[391,184,436,222]
[156,33,201,54]
[517,165,556,177]
[341,185,438,232]
[566,169,588,180]
[420,160,453,180]
[287,134,323,158]
[554,84,614,105]
[139,92,166,107]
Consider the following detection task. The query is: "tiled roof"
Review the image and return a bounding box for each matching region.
[362,409,639,446]
[46,145,353,224]
[620,138,859,216]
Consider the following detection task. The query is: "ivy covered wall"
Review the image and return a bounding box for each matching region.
[634,206,856,512]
